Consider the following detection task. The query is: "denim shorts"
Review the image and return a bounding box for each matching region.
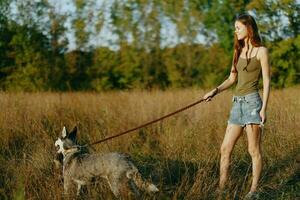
[228,92,262,127]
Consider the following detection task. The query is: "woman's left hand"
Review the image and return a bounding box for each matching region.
[259,109,266,124]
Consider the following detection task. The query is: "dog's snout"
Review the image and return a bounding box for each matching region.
[55,138,64,153]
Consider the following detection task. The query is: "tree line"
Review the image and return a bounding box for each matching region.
[0,0,299,91]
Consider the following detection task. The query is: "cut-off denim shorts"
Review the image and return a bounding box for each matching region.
[228,92,262,127]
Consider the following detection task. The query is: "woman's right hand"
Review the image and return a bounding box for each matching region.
[203,88,218,102]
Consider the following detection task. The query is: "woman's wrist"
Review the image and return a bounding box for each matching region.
[261,106,267,112]
[215,87,219,94]
[213,87,219,96]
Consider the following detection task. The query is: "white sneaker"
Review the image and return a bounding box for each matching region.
[244,191,260,200]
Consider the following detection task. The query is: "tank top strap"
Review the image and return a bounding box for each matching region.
[255,47,260,58]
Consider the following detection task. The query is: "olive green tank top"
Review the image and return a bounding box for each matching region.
[234,55,261,96]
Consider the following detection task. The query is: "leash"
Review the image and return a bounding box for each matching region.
[86,98,206,146]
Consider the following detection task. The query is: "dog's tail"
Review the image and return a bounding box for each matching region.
[126,170,159,193]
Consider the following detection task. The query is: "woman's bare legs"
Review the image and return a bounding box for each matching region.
[245,124,262,192]
[219,124,244,190]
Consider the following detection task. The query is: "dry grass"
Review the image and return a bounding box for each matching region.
[0,88,299,199]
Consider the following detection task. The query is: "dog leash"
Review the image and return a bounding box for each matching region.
[85,98,206,146]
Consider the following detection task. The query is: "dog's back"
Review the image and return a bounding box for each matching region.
[65,152,136,182]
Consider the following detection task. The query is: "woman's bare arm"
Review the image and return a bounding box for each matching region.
[258,47,271,123]
[216,68,238,93]
[203,67,237,100]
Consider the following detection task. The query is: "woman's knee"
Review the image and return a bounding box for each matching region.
[248,146,261,158]
[220,144,232,158]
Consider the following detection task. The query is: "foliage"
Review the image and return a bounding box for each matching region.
[269,35,300,87]
[0,0,299,91]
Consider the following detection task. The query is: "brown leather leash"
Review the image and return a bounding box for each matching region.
[86,98,206,146]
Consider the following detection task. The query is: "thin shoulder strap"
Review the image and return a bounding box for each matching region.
[255,47,260,58]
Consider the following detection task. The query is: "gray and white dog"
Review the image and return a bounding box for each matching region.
[54,126,159,198]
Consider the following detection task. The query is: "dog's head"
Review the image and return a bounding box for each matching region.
[55,126,78,155]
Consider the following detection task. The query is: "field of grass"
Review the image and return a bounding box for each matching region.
[0,88,299,199]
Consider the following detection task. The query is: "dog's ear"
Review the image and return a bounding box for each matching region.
[62,126,67,138]
[68,126,77,141]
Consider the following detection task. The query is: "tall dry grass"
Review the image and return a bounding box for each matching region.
[0,88,299,199]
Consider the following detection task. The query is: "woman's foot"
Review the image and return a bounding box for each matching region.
[244,191,260,200]
[215,188,228,200]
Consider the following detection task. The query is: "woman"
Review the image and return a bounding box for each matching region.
[203,14,270,199]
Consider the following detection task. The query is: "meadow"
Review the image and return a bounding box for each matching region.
[0,88,299,199]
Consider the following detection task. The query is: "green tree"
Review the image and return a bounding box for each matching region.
[64,50,93,90]
[269,35,300,87]
[202,0,251,52]
[5,23,50,91]
[1,0,52,91]
[72,0,93,50]
[88,47,119,90]
[46,0,69,90]
[0,0,14,89]
[248,0,300,41]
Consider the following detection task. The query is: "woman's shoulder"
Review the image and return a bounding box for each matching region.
[257,46,268,61]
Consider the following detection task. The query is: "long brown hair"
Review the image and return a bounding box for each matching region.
[232,14,262,73]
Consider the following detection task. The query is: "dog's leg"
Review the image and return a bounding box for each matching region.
[107,179,120,198]
[128,179,141,199]
[76,183,82,196]
[129,170,159,193]
[63,178,71,196]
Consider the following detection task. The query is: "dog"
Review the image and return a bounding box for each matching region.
[54,126,159,198]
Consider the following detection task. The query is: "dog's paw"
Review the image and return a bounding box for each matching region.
[147,184,159,193]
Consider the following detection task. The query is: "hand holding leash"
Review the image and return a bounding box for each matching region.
[203,87,219,102]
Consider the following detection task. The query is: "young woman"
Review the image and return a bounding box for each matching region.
[203,14,270,199]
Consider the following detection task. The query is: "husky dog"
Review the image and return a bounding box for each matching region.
[54,126,159,198]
